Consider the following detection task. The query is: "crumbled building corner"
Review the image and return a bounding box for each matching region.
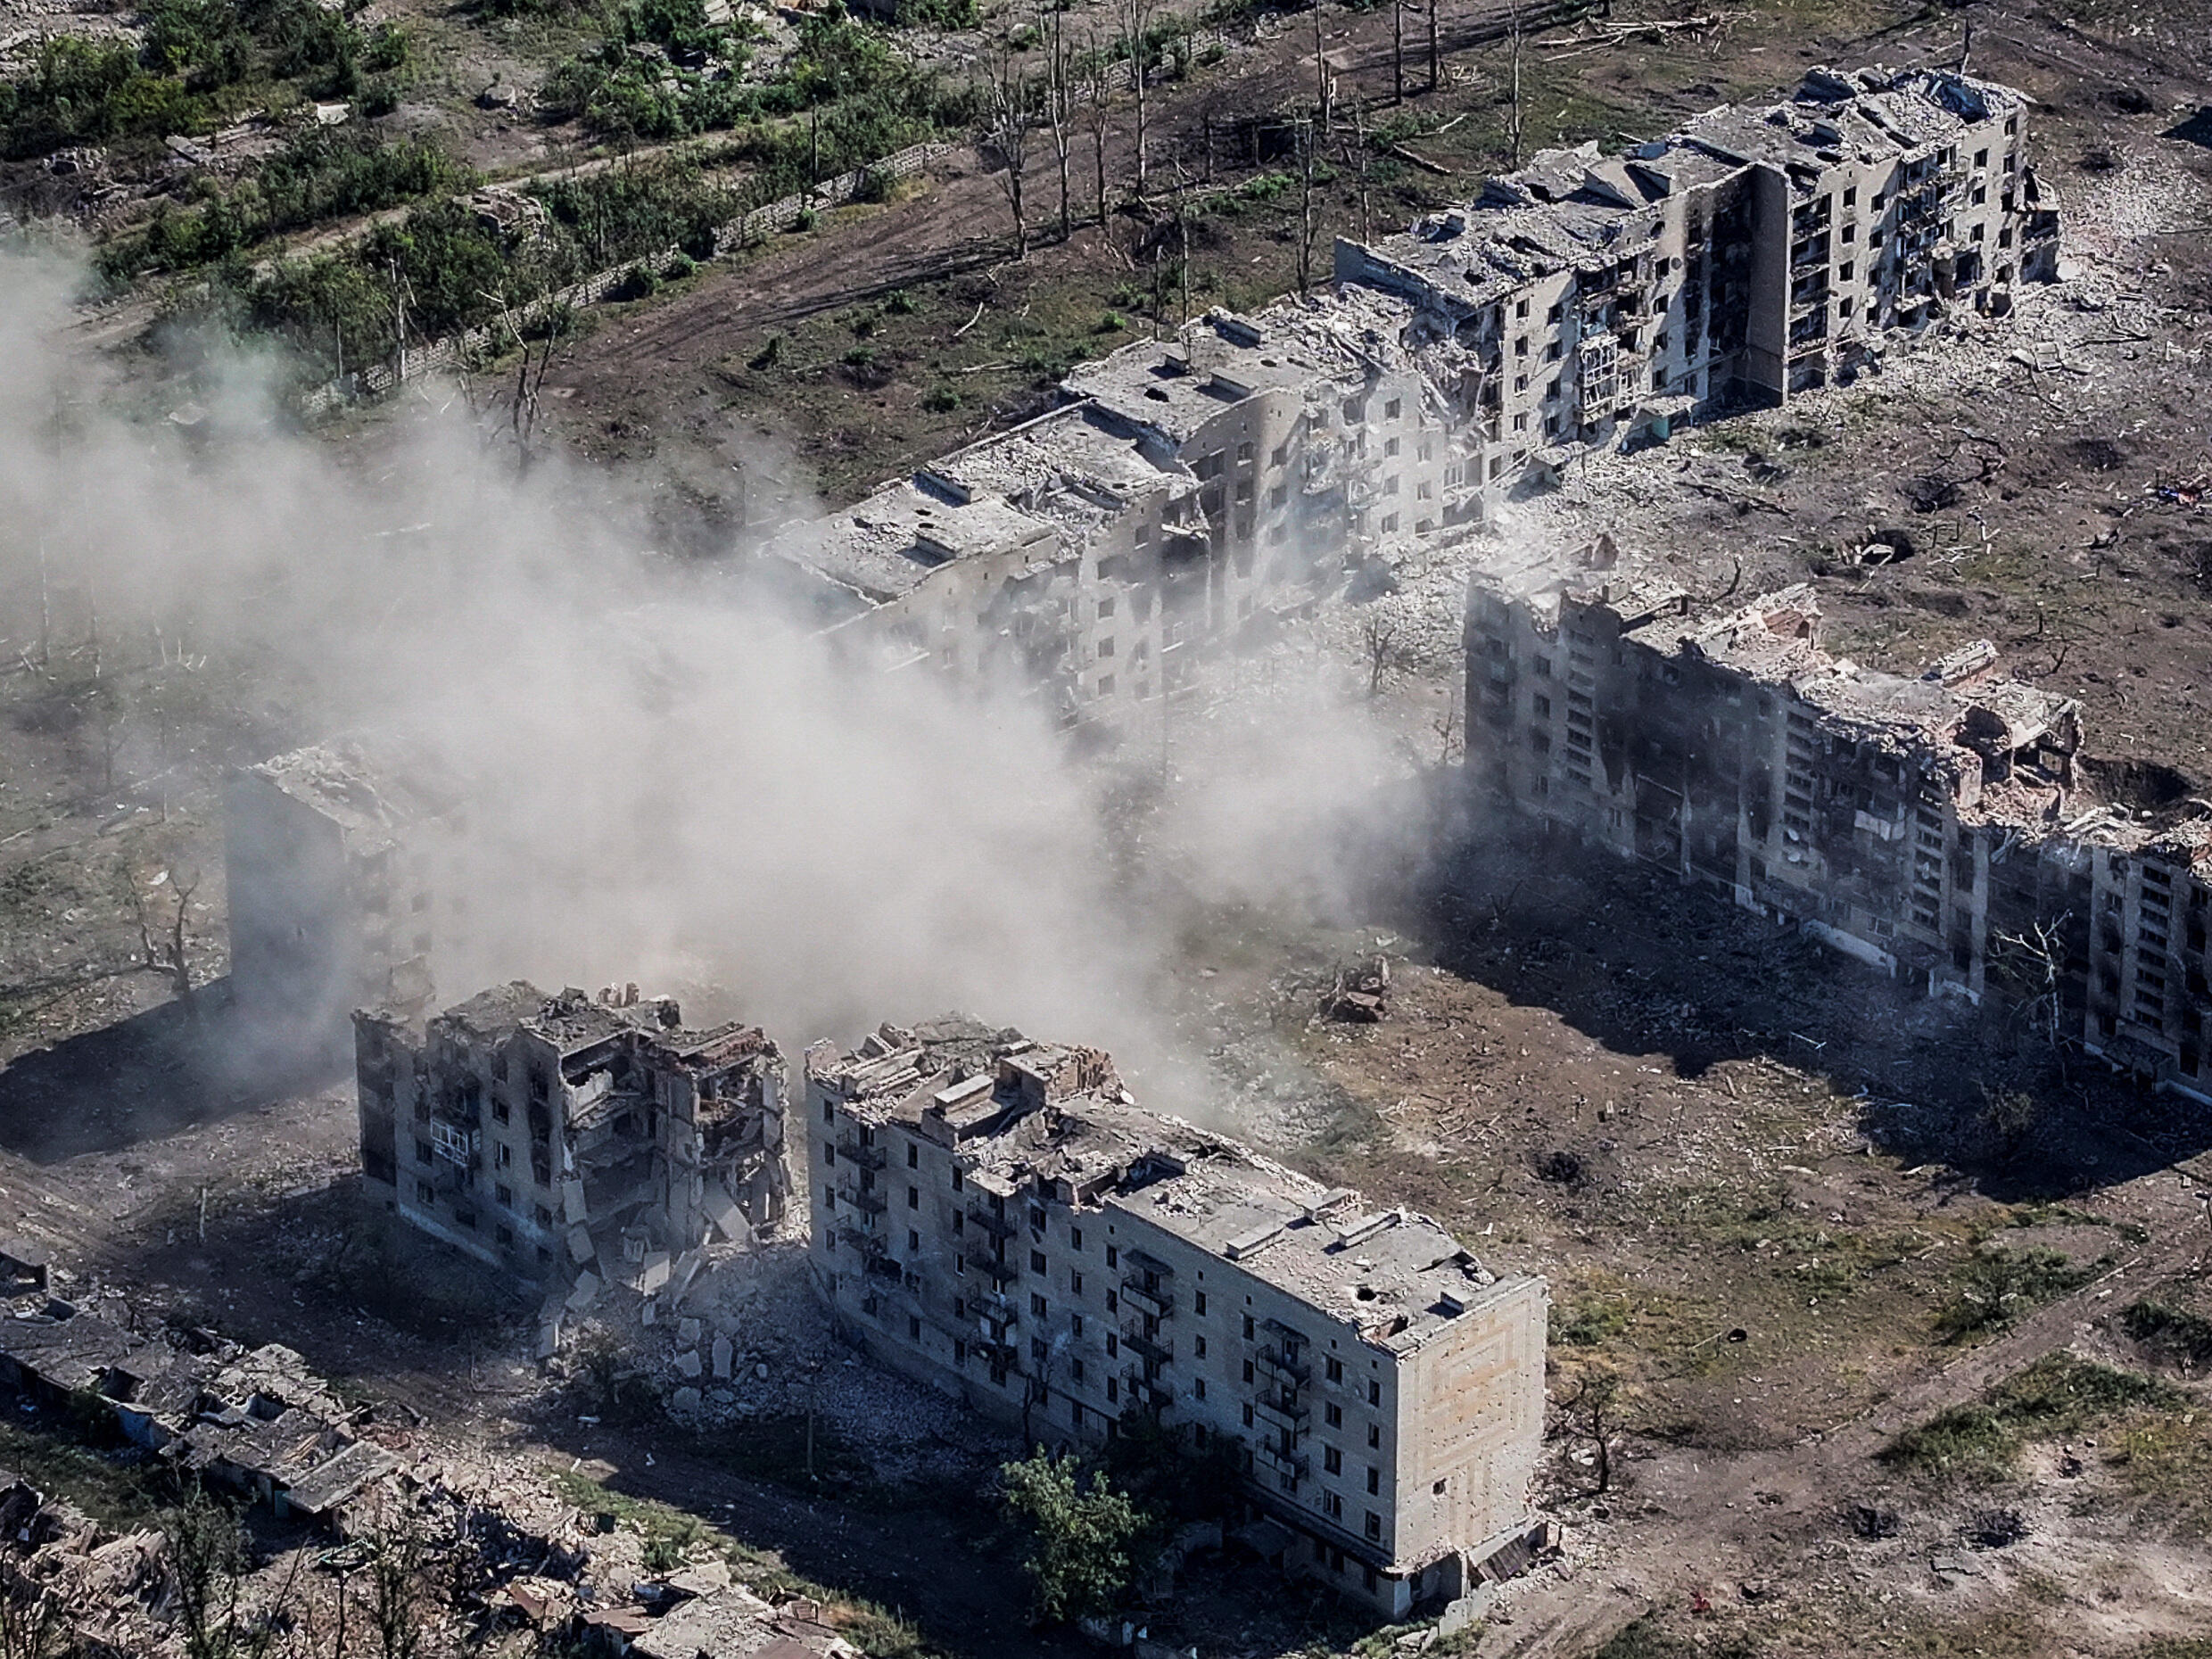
[353,980,790,1300]
[805,1017,1548,1621]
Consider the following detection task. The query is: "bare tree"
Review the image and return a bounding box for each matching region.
[1085,31,1114,228]
[362,1505,434,1659]
[1310,0,1331,128]
[166,1495,284,1659]
[1118,0,1159,198]
[1343,103,1372,242]
[1563,1368,1620,1495]
[1392,0,1405,103]
[1359,608,1400,697]
[131,863,201,1017]
[1990,912,2072,1053]
[1507,0,1524,166]
[1039,0,1075,241]
[1426,0,1440,92]
[0,1583,68,1659]
[1295,114,1319,295]
[982,49,1035,258]
[1432,697,1462,766]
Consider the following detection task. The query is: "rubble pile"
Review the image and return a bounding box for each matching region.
[557,1229,1017,1487]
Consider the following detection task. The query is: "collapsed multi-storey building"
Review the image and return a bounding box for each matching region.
[766,289,1460,733]
[1464,538,2212,1101]
[354,982,788,1283]
[804,1017,1547,1616]
[1340,65,2059,498]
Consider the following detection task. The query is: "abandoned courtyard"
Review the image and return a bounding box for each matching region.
[2,0,2212,1650]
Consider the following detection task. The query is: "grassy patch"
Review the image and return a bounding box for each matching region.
[1935,1245,2106,1341]
[1882,1352,2180,1482]
[2124,1300,2212,1368]
[1551,1293,1630,1349]
[0,1409,179,1531]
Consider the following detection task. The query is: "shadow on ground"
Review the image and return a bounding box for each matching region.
[0,979,343,1162]
[1407,813,2212,1201]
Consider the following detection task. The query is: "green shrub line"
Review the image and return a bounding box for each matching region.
[1880,1351,2180,1482]
[1,0,408,161]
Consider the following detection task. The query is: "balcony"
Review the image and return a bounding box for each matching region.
[1121,1368,1171,1409]
[841,1184,887,1216]
[1253,1441,1308,1482]
[1120,1326,1173,1366]
[837,1222,887,1257]
[978,1253,1019,1283]
[1254,1394,1309,1436]
[1119,1279,1171,1321]
[836,1137,887,1170]
[1255,1347,1309,1388]
[965,1203,1017,1239]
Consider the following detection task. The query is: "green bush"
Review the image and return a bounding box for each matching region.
[664,249,697,279]
[99,130,470,277]
[2124,1300,2212,1367]
[999,1449,1151,1624]
[1882,1353,2177,1482]
[921,383,959,411]
[1936,1246,2104,1341]
[2,0,412,160]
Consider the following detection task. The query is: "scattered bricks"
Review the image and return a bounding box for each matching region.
[565,1272,602,1314]
[712,1334,732,1379]
[678,1316,701,1346]
[675,1349,703,1379]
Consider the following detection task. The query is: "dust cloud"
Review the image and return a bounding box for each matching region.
[0,250,1440,1110]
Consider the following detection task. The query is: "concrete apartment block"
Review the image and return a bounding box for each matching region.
[224,738,447,1032]
[1463,537,2212,1101]
[1337,66,2058,498]
[803,1016,1546,1617]
[355,982,788,1284]
[765,290,1453,733]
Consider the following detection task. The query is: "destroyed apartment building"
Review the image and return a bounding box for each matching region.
[1464,539,2212,1102]
[805,1017,1547,1617]
[1337,65,2058,493]
[225,736,457,1033]
[764,288,1463,732]
[355,981,788,1285]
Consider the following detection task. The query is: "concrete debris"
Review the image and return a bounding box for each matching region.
[1320,954,1393,1022]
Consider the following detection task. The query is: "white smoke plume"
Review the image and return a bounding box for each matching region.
[0,249,1440,1113]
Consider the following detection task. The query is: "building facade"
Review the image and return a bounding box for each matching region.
[803,1017,1546,1616]
[224,739,449,1036]
[1463,539,2212,1099]
[1338,65,2059,498]
[355,982,788,1283]
[767,291,1457,734]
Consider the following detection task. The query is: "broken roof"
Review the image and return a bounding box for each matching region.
[810,1022,1527,1354]
[407,981,777,1071]
[242,737,446,848]
[1353,65,2028,315]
